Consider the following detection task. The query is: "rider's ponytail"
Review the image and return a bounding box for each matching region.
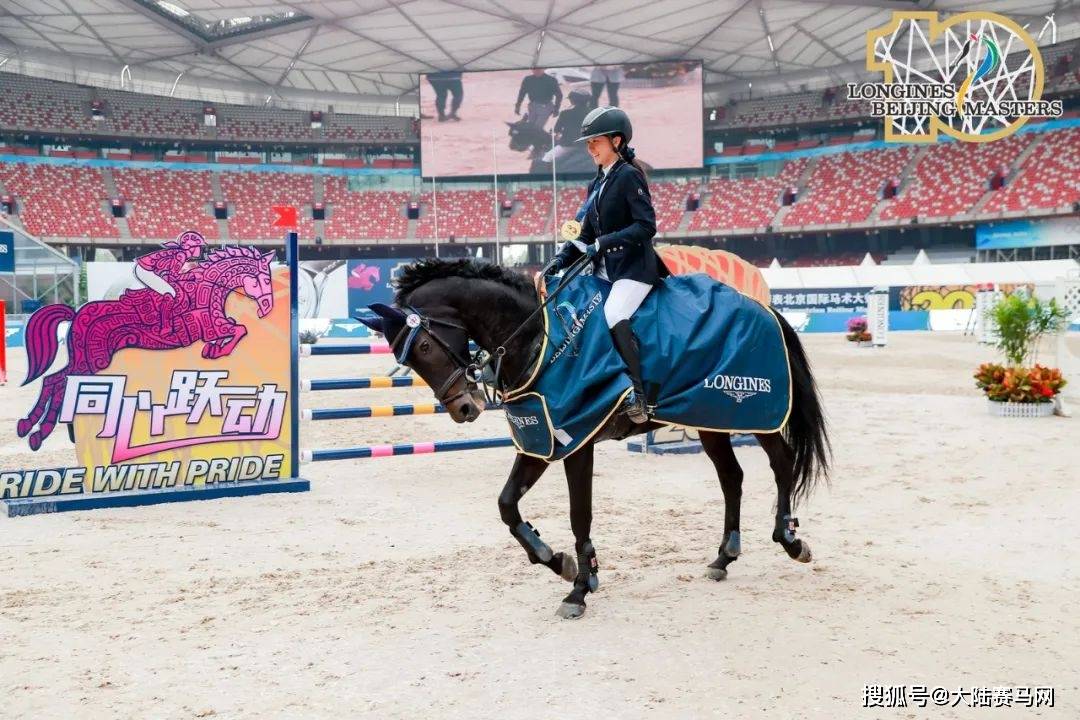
[619,143,649,180]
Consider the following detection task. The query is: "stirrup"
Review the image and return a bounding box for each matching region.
[623,391,648,424]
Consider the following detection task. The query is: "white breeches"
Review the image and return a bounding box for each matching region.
[603,278,652,328]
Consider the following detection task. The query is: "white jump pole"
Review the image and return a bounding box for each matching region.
[430,129,439,258]
[492,130,500,264]
[551,124,558,254]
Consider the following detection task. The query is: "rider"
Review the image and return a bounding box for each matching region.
[134,230,204,325]
[542,87,593,165]
[547,107,668,423]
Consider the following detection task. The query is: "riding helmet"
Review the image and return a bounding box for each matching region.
[577,106,632,144]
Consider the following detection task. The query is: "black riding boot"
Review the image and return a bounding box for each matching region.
[610,320,648,424]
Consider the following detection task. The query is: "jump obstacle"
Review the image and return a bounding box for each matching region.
[293,255,508,461]
[298,339,512,462]
[299,341,478,357]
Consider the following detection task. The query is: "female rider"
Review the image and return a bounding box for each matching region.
[548,106,668,423]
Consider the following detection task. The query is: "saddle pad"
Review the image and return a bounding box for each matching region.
[502,273,791,461]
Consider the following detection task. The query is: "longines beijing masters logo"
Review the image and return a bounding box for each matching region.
[851,11,1062,142]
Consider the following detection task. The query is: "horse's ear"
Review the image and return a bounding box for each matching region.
[355,313,383,334]
[356,303,406,336]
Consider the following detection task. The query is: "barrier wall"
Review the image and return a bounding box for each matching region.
[1,233,309,516]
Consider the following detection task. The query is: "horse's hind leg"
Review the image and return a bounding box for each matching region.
[755,432,812,564]
[700,431,743,580]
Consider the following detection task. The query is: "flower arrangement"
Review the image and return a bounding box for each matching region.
[973,363,1066,403]
[975,292,1069,408]
[846,316,871,343]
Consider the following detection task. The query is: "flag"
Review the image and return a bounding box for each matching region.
[271,205,298,229]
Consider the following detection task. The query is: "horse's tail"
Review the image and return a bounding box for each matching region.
[775,310,831,507]
[22,304,74,385]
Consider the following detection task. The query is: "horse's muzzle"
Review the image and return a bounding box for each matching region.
[255,293,273,317]
[446,390,486,423]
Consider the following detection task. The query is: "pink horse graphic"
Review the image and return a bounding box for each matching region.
[348,263,381,291]
[18,233,276,450]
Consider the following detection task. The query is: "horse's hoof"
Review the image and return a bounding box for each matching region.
[796,540,812,563]
[555,552,577,582]
[556,601,586,620]
[706,566,728,581]
[16,419,30,438]
[28,432,41,451]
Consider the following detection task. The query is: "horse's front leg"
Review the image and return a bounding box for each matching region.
[202,323,247,359]
[498,454,578,582]
[557,443,599,620]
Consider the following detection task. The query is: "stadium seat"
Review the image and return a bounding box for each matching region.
[113,168,219,240]
[0,162,119,238]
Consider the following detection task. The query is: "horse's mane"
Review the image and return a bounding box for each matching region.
[394,258,533,303]
[203,246,266,264]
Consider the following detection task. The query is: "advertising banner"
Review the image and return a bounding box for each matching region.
[976,217,1080,250]
[0,230,14,273]
[347,258,418,319]
[1,232,307,515]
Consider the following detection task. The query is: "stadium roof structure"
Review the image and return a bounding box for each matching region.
[0,0,1077,111]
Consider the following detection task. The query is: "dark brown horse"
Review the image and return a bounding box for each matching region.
[361,259,830,619]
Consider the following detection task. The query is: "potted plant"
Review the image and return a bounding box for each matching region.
[974,293,1069,417]
[846,316,872,346]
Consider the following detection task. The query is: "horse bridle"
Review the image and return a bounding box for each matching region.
[387,307,487,407]
[389,253,595,408]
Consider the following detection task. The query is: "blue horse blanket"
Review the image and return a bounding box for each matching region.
[502,273,792,461]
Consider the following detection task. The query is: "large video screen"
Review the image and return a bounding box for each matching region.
[420,61,703,177]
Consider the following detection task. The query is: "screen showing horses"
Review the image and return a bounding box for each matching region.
[420,61,703,177]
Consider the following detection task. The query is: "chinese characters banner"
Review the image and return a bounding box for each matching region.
[2,234,305,514]
[769,287,874,312]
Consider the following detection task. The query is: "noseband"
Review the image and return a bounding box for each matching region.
[388,307,486,407]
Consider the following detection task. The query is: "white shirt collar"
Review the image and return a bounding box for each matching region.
[602,159,617,177]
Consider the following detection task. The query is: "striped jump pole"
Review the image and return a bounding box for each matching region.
[300,341,479,357]
[303,401,497,421]
[300,342,391,356]
[301,376,428,392]
[301,437,515,463]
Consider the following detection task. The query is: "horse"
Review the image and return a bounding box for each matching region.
[506,117,550,158]
[360,258,830,619]
[18,245,276,451]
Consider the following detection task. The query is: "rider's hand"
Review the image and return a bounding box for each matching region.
[585,241,600,258]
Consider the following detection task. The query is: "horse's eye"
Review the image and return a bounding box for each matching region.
[419,340,431,354]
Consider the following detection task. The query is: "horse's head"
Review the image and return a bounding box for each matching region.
[202,246,276,317]
[245,251,276,317]
[359,302,487,423]
[506,120,535,152]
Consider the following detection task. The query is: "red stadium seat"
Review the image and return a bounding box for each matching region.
[782,148,914,226]
[982,128,1080,213]
[113,168,219,240]
[220,172,315,240]
[880,135,1028,220]
[323,179,409,240]
[0,163,119,238]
